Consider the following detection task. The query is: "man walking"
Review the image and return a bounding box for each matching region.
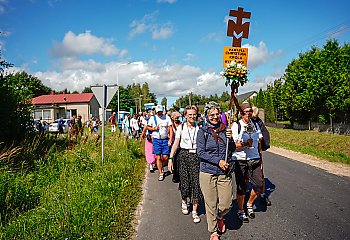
[147,105,173,181]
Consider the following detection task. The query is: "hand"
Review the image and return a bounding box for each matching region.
[153,126,159,131]
[226,129,232,138]
[219,160,229,171]
[168,139,172,146]
[139,136,143,143]
[246,138,253,147]
[168,159,173,173]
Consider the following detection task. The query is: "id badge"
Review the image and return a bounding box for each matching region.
[189,149,196,153]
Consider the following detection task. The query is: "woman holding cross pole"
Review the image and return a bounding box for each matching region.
[196,101,236,240]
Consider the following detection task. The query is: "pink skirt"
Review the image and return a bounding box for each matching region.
[145,138,156,164]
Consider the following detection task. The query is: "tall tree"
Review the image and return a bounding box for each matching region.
[161,97,167,107]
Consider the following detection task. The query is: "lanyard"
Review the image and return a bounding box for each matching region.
[186,123,197,149]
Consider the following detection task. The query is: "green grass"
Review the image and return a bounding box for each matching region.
[269,127,350,164]
[0,130,145,239]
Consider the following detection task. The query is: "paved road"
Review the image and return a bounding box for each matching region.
[135,152,350,240]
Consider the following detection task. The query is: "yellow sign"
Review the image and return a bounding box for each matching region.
[223,46,248,68]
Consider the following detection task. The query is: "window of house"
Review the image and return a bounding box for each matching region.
[71,109,77,117]
[43,110,51,120]
[34,110,42,120]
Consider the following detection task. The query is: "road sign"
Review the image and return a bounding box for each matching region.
[223,46,248,68]
[91,85,118,108]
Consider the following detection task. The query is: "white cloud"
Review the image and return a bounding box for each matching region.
[243,41,282,69]
[157,0,176,3]
[152,26,173,39]
[51,31,126,58]
[201,32,224,43]
[128,12,174,40]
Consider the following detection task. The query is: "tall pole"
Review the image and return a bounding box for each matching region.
[101,84,107,163]
[117,72,120,123]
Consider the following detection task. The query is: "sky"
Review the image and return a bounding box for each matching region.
[1,0,349,107]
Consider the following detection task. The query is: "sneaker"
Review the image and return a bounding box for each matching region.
[181,201,189,215]
[246,204,255,219]
[238,210,249,223]
[192,211,201,223]
[158,173,164,181]
[149,164,154,172]
[217,217,225,233]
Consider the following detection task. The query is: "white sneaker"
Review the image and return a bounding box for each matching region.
[149,164,154,172]
[181,201,189,215]
[192,211,201,223]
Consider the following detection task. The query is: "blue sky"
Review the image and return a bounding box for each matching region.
[1,0,349,107]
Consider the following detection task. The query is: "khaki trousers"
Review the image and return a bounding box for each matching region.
[199,172,233,232]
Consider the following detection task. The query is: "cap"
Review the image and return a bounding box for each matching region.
[155,105,164,112]
[179,108,185,113]
[240,102,251,111]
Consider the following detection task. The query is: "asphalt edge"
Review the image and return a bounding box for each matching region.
[131,165,149,239]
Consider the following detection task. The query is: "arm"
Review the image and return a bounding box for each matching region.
[196,129,221,166]
[168,125,174,146]
[139,124,148,143]
[168,137,180,173]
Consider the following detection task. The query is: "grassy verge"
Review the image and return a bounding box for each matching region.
[0,131,145,239]
[269,127,350,164]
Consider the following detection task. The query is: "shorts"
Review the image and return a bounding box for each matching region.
[111,125,116,132]
[234,160,263,195]
[152,138,170,155]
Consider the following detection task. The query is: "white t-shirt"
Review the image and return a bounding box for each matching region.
[130,118,139,131]
[148,114,172,139]
[231,119,263,160]
[175,123,199,151]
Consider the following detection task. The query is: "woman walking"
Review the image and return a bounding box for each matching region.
[196,102,236,240]
[169,106,202,223]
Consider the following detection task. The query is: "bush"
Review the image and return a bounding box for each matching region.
[0,134,145,239]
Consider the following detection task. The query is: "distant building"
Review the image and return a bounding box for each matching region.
[236,90,257,102]
[32,92,100,123]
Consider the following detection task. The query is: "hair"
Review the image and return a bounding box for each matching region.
[252,106,259,118]
[184,105,198,115]
[204,101,221,116]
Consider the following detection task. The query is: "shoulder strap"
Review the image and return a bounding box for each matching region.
[153,115,157,126]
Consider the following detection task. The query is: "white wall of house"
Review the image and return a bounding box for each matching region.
[33,96,100,123]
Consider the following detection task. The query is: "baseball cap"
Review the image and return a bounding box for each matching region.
[155,105,164,112]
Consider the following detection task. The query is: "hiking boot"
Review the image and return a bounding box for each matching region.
[238,210,249,223]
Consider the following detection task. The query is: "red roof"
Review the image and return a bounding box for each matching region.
[32,93,94,105]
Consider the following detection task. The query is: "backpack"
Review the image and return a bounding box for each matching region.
[236,120,270,151]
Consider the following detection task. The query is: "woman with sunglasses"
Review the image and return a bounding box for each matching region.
[169,106,202,223]
[231,102,263,223]
[196,102,236,240]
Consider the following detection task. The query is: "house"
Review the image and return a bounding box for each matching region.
[236,91,257,102]
[32,92,100,123]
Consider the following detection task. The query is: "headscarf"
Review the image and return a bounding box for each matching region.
[204,101,226,143]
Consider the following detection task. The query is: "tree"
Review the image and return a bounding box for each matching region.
[161,97,167,107]
[82,87,92,93]
[0,71,52,144]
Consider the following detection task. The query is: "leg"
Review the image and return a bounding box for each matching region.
[199,172,218,233]
[217,174,233,218]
